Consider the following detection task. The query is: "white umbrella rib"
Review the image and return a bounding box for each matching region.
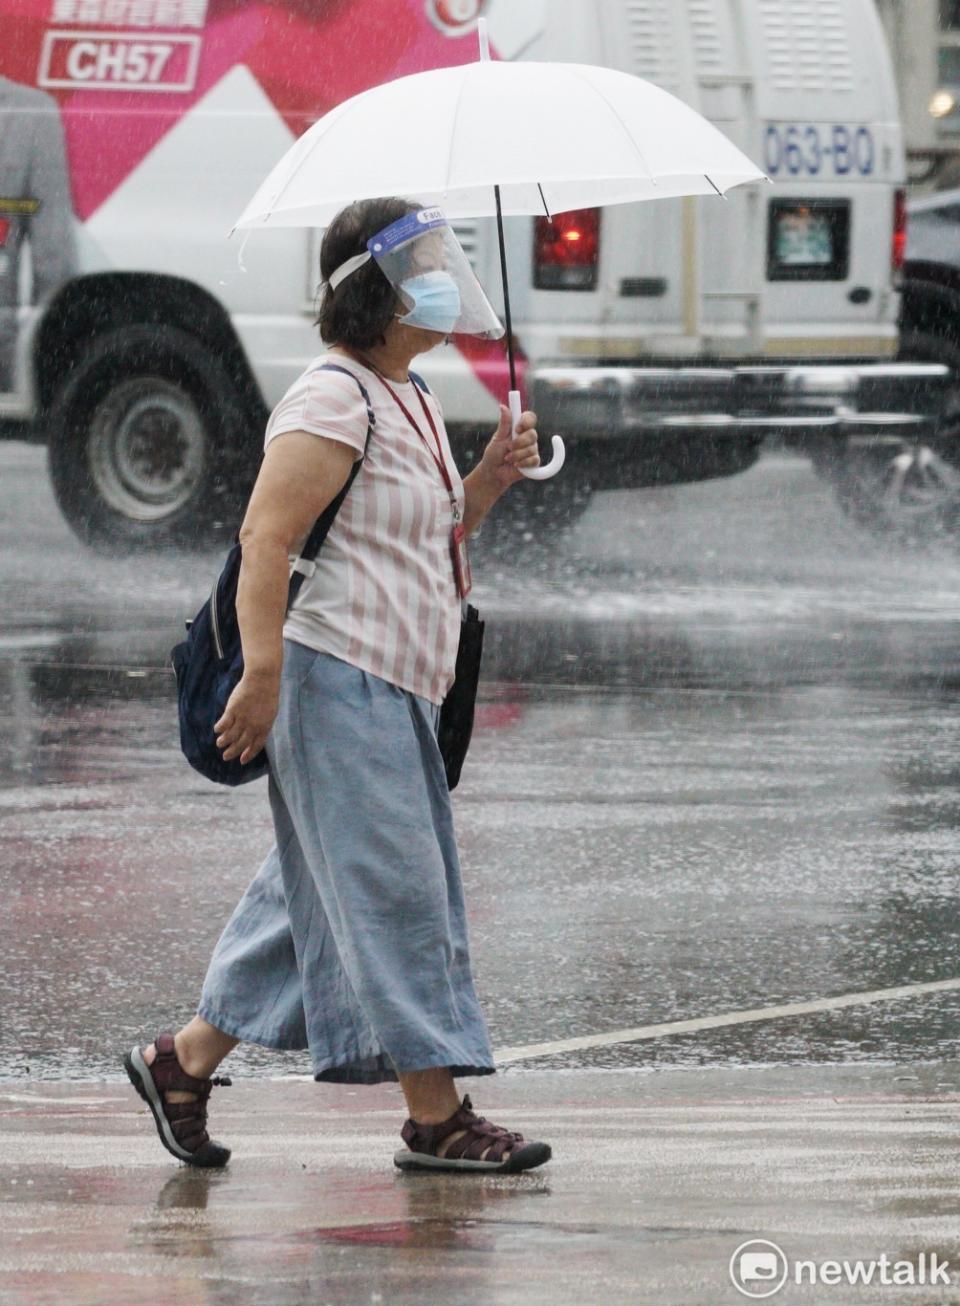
[442,71,471,195]
[263,92,373,221]
[564,65,657,185]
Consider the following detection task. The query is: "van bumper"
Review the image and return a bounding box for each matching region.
[529,361,952,444]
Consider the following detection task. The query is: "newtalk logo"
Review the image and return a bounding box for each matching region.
[729,1240,951,1297]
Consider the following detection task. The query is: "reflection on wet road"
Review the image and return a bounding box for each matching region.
[2,443,960,1080]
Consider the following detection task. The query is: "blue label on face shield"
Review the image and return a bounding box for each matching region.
[368,207,448,255]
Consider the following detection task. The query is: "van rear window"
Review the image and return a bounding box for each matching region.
[767,199,851,282]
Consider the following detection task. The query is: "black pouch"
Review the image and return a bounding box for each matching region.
[438,604,484,791]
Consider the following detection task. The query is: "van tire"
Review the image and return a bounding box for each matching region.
[814,440,960,542]
[812,331,960,541]
[47,325,253,552]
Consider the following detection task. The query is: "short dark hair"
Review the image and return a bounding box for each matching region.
[315,197,420,350]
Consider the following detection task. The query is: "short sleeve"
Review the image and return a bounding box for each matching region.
[426,388,444,421]
[264,366,369,459]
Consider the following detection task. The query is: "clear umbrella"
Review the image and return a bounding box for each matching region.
[234,18,768,480]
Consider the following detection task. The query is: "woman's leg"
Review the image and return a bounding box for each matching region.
[142,1016,239,1102]
[265,650,497,1083]
[138,833,303,1107]
[396,1066,461,1123]
[395,1066,532,1165]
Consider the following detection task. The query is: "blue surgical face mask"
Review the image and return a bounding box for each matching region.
[398,270,461,334]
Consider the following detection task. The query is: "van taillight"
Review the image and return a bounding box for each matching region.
[533,209,600,290]
[0,220,8,247]
[893,188,907,274]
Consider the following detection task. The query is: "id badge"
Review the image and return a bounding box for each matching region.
[451,523,472,598]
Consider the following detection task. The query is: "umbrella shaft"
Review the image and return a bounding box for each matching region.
[493,184,517,394]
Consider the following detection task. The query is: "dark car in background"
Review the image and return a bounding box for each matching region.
[800,190,960,542]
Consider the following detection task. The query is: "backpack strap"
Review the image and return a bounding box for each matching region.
[286,362,375,610]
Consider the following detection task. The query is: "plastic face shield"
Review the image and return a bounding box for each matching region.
[367,208,504,339]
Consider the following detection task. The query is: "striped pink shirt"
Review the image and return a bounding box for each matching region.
[264,353,465,706]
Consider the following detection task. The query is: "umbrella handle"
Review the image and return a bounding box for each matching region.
[509,389,566,481]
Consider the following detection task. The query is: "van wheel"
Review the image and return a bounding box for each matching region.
[815,440,960,541]
[812,330,960,541]
[47,325,253,551]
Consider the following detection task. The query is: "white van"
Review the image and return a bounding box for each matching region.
[0,0,947,546]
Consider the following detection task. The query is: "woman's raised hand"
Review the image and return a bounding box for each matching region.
[479,404,541,490]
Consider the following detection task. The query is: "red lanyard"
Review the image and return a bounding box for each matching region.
[379,377,460,514]
[343,352,472,598]
[349,354,461,523]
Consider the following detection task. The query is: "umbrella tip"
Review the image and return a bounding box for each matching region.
[477,15,490,62]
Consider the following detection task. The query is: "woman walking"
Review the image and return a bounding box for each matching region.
[124,197,552,1174]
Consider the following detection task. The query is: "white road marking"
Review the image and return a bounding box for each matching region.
[493,976,960,1064]
[4,979,953,1095]
[0,1094,126,1105]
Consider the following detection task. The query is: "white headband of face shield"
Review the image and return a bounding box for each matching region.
[327,250,372,291]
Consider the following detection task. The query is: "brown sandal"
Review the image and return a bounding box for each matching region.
[123,1032,232,1168]
[394,1094,551,1173]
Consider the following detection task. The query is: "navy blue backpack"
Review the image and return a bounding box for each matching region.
[171,364,375,786]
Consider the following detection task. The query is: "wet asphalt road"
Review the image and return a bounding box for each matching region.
[7,1067,960,1306]
[3,441,960,1084]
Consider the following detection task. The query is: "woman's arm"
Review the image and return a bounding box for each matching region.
[214,432,357,765]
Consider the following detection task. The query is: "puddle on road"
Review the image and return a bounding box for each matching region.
[288,1216,705,1252]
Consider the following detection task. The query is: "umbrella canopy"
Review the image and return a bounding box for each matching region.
[233,47,766,231]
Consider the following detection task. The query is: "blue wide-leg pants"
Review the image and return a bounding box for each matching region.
[197,641,496,1085]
